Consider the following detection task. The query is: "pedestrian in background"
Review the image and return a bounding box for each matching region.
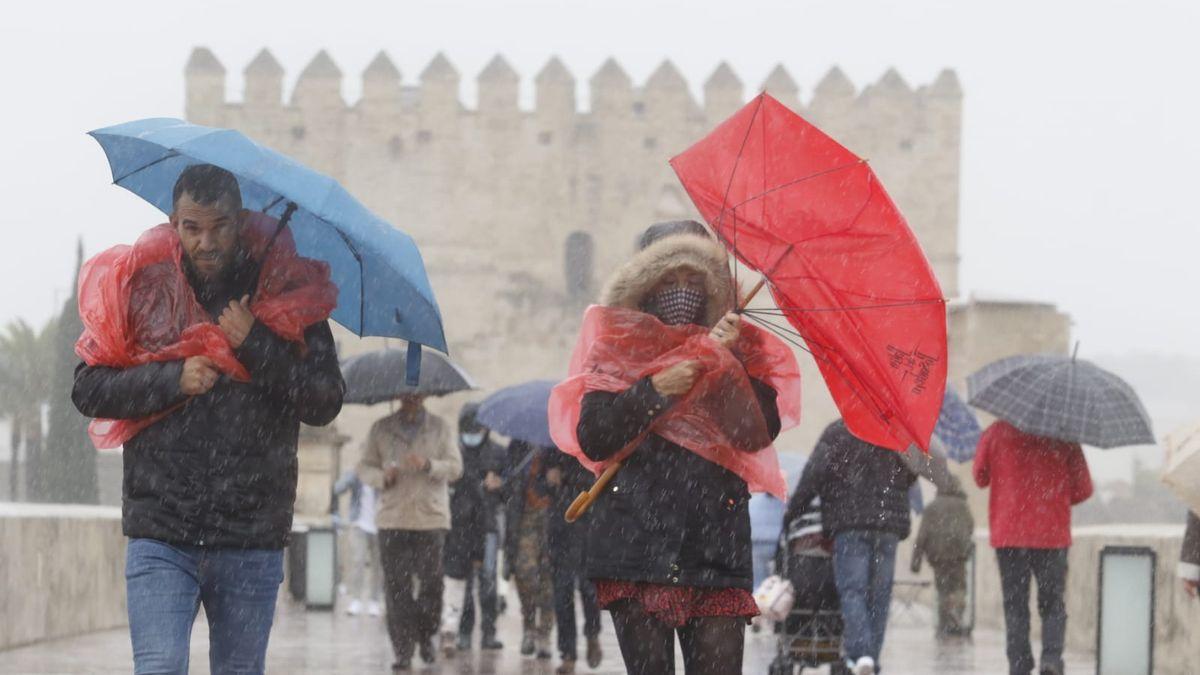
[786,419,916,675]
[451,401,506,648]
[544,450,603,674]
[973,420,1092,675]
[504,440,555,660]
[911,473,974,637]
[358,395,462,672]
[332,470,383,617]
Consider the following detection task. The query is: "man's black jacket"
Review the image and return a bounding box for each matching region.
[72,262,344,549]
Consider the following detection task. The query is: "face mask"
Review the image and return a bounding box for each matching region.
[644,286,706,326]
[461,432,486,447]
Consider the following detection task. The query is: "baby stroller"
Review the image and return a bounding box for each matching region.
[768,499,849,675]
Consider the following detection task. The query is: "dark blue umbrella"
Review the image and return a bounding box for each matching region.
[935,388,983,462]
[477,380,557,448]
[88,118,446,379]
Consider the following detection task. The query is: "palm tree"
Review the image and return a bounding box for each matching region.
[0,318,55,500]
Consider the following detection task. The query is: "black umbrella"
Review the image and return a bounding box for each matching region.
[341,348,476,404]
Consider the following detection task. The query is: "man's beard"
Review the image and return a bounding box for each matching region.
[182,249,248,300]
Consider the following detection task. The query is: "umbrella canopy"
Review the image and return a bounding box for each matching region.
[88,118,446,354]
[342,348,475,404]
[477,380,557,447]
[935,388,983,462]
[1162,421,1200,513]
[670,93,947,453]
[967,353,1154,449]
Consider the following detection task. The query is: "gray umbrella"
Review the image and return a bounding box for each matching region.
[341,348,476,404]
[966,353,1154,449]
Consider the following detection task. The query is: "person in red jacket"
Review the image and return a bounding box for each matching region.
[974,420,1093,675]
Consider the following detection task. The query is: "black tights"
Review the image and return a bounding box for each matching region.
[608,599,745,675]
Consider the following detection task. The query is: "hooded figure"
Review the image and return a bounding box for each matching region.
[574,221,782,674]
[911,473,975,637]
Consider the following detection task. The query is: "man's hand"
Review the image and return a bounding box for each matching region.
[651,360,701,397]
[219,294,255,349]
[545,467,563,488]
[401,453,430,473]
[383,464,401,488]
[1184,579,1198,598]
[483,471,503,492]
[180,356,220,396]
[708,311,741,349]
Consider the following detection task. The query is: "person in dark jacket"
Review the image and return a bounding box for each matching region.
[71,165,345,674]
[911,473,975,637]
[575,221,782,675]
[786,419,916,675]
[544,449,603,674]
[445,403,506,652]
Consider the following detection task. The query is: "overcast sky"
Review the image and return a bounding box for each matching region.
[2,0,1197,363]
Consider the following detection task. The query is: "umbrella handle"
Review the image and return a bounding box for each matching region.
[564,460,623,523]
[738,278,767,312]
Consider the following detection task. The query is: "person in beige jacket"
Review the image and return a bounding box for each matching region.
[358,394,462,671]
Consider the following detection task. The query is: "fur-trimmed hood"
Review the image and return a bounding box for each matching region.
[600,233,734,328]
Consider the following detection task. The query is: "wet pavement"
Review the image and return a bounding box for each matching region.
[0,591,1095,674]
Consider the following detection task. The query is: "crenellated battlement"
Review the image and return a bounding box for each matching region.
[186,48,960,128]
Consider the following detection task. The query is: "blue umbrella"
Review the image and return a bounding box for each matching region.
[477,380,557,448]
[88,117,446,379]
[935,388,982,462]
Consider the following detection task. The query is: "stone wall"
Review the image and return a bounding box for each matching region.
[0,503,126,651]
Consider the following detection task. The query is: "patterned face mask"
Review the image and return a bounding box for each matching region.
[644,285,706,326]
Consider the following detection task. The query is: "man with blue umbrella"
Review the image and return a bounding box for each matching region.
[72,165,346,674]
[76,117,445,675]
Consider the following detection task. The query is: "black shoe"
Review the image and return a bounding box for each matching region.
[419,638,436,664]
[481,634,504,650]
[537,649,553,660]
[520,634,536,656]
[391,659,412,672]
[456,633,472,651]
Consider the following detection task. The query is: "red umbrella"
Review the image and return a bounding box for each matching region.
[669,93,946,452]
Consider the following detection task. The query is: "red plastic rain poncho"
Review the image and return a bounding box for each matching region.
[549,305,801,499]
[75,213,338,449]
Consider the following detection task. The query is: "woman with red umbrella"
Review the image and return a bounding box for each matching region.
[554,220,797,674]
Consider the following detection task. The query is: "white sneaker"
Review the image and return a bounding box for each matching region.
[854,656,876,675]
[346,599,363,616]
[366,601,383,617]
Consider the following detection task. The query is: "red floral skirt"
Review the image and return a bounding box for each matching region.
[594,579,759,628]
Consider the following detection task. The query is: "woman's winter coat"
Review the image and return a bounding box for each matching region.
[575,232,781,591]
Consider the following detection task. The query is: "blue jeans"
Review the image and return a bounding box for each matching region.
[833,530,899,665]
[125,538,284,675]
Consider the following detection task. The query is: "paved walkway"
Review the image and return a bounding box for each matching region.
[0,591,1095,674]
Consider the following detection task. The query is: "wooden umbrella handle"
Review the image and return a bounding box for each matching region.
[564,460,623,523]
